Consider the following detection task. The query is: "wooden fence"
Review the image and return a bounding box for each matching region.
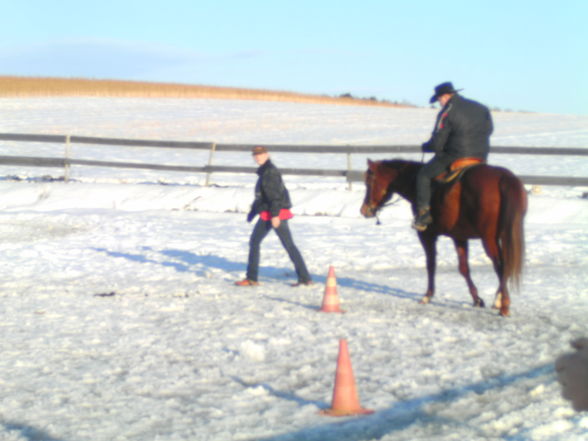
[1,133,587,187]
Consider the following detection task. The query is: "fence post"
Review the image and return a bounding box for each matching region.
[205,142,217,186]
[64,134,71,182]
[346,152,352,190]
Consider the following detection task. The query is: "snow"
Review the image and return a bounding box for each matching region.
[0,97,587,441]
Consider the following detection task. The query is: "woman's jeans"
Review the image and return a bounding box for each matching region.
[246,219,311,283]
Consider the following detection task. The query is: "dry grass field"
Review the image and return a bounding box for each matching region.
[0,76,405,107]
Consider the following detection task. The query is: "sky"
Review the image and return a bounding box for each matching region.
[1,0,586,115]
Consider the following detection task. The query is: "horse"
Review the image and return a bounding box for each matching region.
[360,159,527,316]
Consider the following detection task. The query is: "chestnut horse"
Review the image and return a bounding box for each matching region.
[360,159,527,316]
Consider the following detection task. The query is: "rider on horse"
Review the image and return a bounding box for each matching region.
[413,82,494,231]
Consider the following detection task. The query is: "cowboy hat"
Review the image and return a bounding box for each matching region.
[430,82,463,103]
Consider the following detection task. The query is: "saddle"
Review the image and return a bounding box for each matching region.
[434,157,486,184]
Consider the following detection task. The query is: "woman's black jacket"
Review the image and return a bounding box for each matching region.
[250,160,292,218]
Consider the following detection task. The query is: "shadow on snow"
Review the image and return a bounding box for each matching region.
[252,363,555,441]
[92,247,488,311]
[1,421,67,441]
[92,247,418,300]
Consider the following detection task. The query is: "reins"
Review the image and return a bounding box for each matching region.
[375,195,401,225]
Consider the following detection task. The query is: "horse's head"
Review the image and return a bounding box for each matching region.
[360,159,398,218]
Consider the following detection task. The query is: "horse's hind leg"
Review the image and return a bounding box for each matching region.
[481,237,510,316]
[454,239,485,307]
[492,284,510,316]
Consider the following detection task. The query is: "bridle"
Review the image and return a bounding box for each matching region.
[374,197,400,225]
[364,169,400,224]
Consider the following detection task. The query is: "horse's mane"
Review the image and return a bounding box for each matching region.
[380,159,421,168]
[372,159,422,202]
[378,160,423,178]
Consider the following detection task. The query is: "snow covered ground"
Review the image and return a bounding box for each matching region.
[0,98,587,441]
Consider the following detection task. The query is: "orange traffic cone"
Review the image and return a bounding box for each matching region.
[320,266,344,313]
[321,339,374,416]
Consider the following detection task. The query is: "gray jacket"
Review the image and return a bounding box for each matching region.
[423,95,493,160]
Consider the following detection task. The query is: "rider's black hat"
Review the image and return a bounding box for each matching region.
[430,82,463,103]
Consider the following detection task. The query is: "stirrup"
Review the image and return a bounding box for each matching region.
[412,209,432,231]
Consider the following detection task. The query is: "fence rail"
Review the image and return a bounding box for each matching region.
[1,133,587,187]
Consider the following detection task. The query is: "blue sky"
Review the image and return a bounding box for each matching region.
[1,0,586,115]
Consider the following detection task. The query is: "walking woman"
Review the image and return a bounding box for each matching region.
[235,146,312,287]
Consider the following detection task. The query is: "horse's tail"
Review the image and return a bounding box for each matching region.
[498,172,527,291]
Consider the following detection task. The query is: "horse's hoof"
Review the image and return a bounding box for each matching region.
[473,299,485,308]
[419,296,431,305]
[493,293,503,310]
[499,309,510,317]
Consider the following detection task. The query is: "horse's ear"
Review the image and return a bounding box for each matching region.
[367,159,374,166]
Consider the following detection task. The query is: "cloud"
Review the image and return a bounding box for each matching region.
[0,39,264,81]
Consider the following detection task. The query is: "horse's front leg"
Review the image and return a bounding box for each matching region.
[418,233,437,304]
[453,239,485,308]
